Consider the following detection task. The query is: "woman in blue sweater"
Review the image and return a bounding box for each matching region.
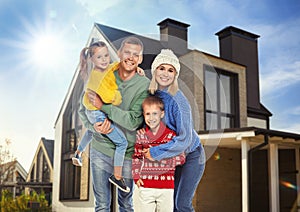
[143,49,206,211]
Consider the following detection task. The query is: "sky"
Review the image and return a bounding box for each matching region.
[0,0,300,172]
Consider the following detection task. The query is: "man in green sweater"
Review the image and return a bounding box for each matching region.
[78,36,149,211]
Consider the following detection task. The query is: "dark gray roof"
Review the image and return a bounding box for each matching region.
[41,138,54,166]
[95,23,169,78]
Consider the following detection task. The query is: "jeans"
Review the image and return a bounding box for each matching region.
[90,148,134,212]
[78,109,127,167]
[174,144,206,212]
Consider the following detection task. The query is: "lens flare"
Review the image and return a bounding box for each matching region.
[213,152,220,160]
[280,180,297,190]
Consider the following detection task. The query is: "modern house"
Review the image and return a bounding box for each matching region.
[0,160,27,198]
[52,18,300,212]
[23,137,54,205]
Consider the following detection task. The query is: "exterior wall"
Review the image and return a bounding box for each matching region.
[247,117,267,128]
[195,147,242,212]
[52,53,90,211]
[180,51,247,131]
[52,107,95,211]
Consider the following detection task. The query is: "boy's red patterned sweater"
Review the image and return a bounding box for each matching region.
[132,121,186,189]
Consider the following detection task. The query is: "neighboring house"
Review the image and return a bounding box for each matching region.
[22,137,54,205]
[52,18,300,212]
[0,160,27,198]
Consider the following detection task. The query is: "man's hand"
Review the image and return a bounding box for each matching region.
[87,89,103,109]
[93,119,113,134]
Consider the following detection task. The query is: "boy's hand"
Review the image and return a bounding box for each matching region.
[136,179,144,188]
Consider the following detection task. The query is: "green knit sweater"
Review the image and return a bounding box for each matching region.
[78,71,150,159]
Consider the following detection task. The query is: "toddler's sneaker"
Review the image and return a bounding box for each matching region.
[72,152,82,166]
[109,175,130,193]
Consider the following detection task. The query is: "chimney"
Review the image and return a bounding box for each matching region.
[215,26,261,109]
[157,18,190,55]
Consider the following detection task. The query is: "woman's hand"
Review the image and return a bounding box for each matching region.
[93,119,113,134]
[142,148,155,161]
[136,67,145,76]
[87,89,103,109]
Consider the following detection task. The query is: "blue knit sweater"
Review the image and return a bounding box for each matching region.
[149,90,201,161]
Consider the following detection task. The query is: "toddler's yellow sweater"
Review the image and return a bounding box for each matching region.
[83,61,121,110]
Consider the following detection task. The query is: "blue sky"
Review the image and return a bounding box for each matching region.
[0,0,299,171]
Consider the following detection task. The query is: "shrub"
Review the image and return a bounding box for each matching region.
[0,190,51,212]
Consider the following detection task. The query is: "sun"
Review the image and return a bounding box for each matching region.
[9,14,68,74]
[30,33,64,69]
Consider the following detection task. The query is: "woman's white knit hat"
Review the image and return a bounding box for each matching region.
[151,49,180,76]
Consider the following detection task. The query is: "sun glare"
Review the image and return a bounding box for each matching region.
[30,33,64,69]
[8,13,68,74]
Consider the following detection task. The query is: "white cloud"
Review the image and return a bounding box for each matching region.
[278,123,300,134]
[260,61,300,96]
[253,17,300,97]
[76,0,121,16]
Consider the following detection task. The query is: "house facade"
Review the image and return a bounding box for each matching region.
[0,160,27,198]
[52,18,300,211]
[23,137,54,205]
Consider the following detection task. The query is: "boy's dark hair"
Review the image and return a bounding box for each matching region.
[142,95,164,111]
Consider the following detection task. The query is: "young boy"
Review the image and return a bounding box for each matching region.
[132,95,186,212]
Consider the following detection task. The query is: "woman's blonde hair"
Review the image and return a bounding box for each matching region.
[149,69,179,96]
[149,49,180,96]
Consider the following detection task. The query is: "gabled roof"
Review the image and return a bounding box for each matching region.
[27,137,54,175]
[0,160,27,181]
[53,22,167,124]
[41,138,54,166]
[95,22,174,72]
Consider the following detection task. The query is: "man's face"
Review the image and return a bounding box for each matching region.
[118,43,143,72]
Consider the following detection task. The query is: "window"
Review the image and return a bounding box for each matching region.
[204,65,239,130]
[37,149,43,182]
[60,78,84,200]
[42,155,50,182]
[30,164,35,182]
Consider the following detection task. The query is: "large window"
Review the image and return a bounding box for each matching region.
[60,79,84,200]
[204,65,239,130]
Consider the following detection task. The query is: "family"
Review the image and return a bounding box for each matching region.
[73,36,206,212]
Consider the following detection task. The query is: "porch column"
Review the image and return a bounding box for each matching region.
[269,143,280,212]
[241,139,250,212]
